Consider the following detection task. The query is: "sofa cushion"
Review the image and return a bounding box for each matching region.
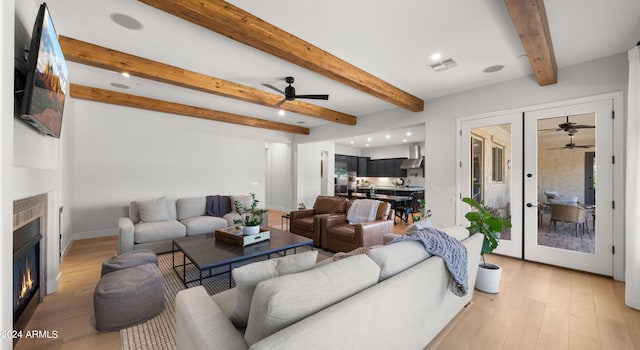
[291,216,314,231]
[405,218,433,233]
[376,201,391,220]
[366,240,431,281]
[137,197,171,222]
[440,226,470,241]
[181,216,228,235]
[244,254,380,346]
[327,225,356,243]
[177,197,206,220]
[229,251,318,328]
[223,212,243,226]
[313,196,347,215]
[230,195,252,212]
[134,220,186,244]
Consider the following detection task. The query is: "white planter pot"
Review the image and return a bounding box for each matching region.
[243,225,260,235]
[475,262,502,294]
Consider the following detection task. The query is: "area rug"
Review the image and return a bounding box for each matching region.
[120,251,257,350]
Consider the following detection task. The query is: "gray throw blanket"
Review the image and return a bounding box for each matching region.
[206,195,231,217]
[392,227,468,297]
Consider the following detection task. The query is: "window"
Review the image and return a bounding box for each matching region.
[492,144,504,183]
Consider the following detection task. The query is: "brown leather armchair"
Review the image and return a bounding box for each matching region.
[289,196,349,247]
[322,201,395,252]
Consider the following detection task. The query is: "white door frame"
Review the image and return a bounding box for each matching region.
[457,92,624,280]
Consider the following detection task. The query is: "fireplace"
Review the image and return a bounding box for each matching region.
[13,218,42,338]
[12,193,48,346]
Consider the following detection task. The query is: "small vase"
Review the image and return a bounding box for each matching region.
[243,225,260,235]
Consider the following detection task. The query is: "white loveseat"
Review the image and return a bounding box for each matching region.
[118,195,258,254]
[175,226,484,350]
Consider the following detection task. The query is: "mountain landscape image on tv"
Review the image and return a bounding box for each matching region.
[21,4,69,138]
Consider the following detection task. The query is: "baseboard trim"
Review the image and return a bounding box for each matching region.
[73,228,117,241]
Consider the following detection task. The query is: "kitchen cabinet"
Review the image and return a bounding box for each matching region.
[357,157,369,177]
[365,158,406,177]
[335,154,358,173]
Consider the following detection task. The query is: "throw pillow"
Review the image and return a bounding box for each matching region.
[243,254,381,346]
[229,250,318,327]
[230,194,252,213]
[137,197,171,222]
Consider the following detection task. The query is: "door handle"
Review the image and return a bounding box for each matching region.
[526,203,537,208]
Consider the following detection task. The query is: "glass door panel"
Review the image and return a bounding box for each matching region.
[460,114,523,258]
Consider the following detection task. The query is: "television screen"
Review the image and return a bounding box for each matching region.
[20,3,69,138]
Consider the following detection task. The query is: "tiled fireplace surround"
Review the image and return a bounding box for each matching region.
[13,194,48,334]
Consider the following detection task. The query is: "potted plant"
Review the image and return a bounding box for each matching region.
[233,193,268,235]
[462,197,511,293]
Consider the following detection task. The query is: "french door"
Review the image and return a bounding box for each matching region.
[460,113,523,258]
[460,99,614,276]
[524,100,613,275]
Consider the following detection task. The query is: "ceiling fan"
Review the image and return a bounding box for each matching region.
[553,115,595,136]
[262,76,329,107]
[548,135,594,150]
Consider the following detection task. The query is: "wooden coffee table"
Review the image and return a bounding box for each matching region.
[172,227,313,287]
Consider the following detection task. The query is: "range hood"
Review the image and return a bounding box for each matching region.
[400,144,423,169]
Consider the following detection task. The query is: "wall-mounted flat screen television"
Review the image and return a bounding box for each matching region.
[19,2,69,138]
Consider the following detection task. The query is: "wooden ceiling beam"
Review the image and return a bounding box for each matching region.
[138,0,425,112]
[504,0,558,86]
[59,36,355,126]
[70,84,310,135]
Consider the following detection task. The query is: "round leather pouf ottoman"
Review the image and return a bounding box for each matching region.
[94,263,164,331]
[101,249,158,276]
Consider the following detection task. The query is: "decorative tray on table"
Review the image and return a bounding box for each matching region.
[214,226,270,247]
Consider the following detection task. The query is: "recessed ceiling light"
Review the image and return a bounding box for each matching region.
[110,13,143,30]
[367,137,372,142]
[385,135,390,139]
[406,132,412,136]
[365,144,370,147]
[278,110,285,116]
[121,72,130,78]
[483,64,505,73]
[431,53,442,61]
[402,139,407,143]
[296,121,305,124]
[110,82,129,89]
[349,141,355,144]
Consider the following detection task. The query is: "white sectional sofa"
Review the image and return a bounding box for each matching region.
[175,226,484,350]
[118,195,259,254]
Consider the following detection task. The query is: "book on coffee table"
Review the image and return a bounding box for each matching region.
[215,226,270,246]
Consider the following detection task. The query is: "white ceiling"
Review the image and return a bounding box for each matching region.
[40,0,640,144]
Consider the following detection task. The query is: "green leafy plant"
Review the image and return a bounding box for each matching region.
[233,193,268,226]
[462,197,511,263]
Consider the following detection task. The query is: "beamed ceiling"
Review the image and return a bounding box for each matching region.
[40,0,639,137]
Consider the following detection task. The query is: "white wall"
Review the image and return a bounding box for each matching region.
[266,142,293,212]
[1,1,15,348]
[68,100,292,238]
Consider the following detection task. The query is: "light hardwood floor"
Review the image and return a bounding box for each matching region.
[15,210,640,350]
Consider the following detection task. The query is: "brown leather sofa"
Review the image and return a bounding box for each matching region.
[322,201,395,252]
[289,196,349,247]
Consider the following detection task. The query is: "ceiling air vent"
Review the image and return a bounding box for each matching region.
[429,57,458,72]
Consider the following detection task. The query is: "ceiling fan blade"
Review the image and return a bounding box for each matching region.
[294,94,329,100]
[274,97,287,107]
[572,125,595,129]
[262,83,285,95]
[575,145,595,148]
